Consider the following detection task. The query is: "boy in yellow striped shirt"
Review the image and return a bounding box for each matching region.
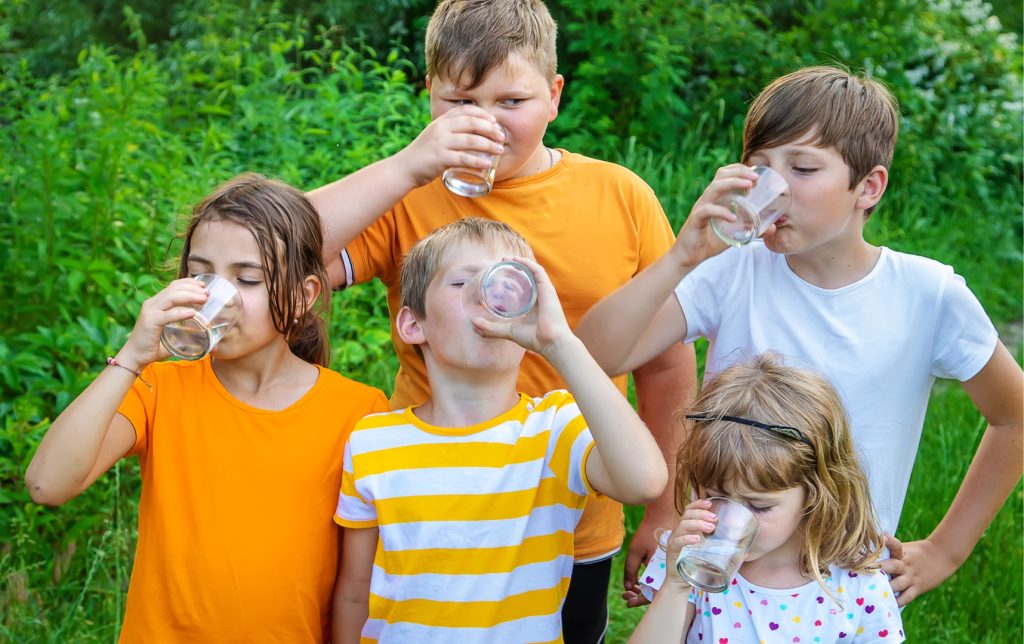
[332,218,668,643]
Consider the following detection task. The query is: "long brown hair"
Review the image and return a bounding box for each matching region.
[178,173,331,366]
[676,353,884,594]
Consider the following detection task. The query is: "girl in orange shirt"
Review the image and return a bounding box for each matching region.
[25,173,388,642]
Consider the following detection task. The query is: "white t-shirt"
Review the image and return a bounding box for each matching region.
[686,566,904,643]
[675,244,998,536]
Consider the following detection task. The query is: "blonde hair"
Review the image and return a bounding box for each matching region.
[425,0,558,88]
[676,353,884,595]
[179,173,331,366]
[400,217,535,319]
[743,66,899,215]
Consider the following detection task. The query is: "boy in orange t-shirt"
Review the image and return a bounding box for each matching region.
[307,1,695,639]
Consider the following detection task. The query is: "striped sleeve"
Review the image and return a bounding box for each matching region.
[538,391,595,497]
[335,429,377,528]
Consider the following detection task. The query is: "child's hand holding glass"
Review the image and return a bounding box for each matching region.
[114,277,214,371]
[466,256,574,360]
[668,164,763,269]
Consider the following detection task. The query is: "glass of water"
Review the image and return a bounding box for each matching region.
[675,497,759,593]
[160,274,243,360]
[460,261,537,322]
[443,126,509,198]
[711,165,791,246]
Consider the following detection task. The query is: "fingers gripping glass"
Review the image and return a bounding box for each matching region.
[685,413,814,449]
[676,497,759,593]
[160,274,243,360]
[443,126,510,198]
[460,261,537,322]
[711,166,791,246]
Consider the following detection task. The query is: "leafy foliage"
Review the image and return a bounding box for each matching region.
[0,1,1020,641]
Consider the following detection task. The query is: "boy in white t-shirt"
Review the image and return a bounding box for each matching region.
[576,66,1022,607]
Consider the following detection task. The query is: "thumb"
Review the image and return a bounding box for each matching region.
[623,549,645,589]
[884,534,904,560]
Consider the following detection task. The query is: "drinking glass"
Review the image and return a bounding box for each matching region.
[443,127,509,198]
[711,165,791,246]
[675,497,759,593]
[160,274,243,360]
[460,261,537,322]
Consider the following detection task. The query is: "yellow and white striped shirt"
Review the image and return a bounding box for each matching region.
[335,390,596,643]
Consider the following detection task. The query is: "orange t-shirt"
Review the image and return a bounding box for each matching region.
[115,357,388,643]
[342,151,676,561]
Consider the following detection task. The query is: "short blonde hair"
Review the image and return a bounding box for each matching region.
[676,353,884,596]
[400,217,535,319]
[743,66,899,214]
[425,0,558,88]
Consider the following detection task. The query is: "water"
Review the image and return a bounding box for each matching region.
[160,321,229,360]
[443,166,496,198]
[676,543,745,593]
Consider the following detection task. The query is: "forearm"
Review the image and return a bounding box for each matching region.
[308,153,419,265]
[334,588,370,644]
[633,342,697,522]
[575,251,692,376]
[25,365,135,504]
[628,581,692,643]
[927,421,1022,564]
[546,335,667,504]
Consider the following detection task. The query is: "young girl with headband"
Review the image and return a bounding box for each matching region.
[631,353,904,643]
[25,174,388,641]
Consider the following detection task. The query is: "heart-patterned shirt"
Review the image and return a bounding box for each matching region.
[685,566,904,644]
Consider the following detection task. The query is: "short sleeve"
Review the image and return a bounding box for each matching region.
[340,209,400,288]
[851,571,905,642]
[633,181,675,271]
[674,249,738,344]
[540,391,596,497]
[334,438,378,528]
[930,272,998,381]
[116,365,158,456]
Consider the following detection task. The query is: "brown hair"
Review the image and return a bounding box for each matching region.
[400,217,534,319]
[743,66,899,215]
[425,0,558,88]
[178,173,331,366]
[676,353,884,596]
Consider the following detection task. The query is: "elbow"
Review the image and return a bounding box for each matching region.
[24,471,73,507]
[618,463,669,506]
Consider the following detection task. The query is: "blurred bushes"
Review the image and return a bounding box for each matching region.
[0,0,1020,639]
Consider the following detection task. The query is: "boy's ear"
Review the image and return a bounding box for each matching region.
[548,74,564,122]
[855,164,888,211]
[395,306,426,346]
[424,75,431,91]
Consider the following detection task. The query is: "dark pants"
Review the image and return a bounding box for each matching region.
[561,557,613,644]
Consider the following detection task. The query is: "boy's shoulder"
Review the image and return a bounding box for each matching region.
[560,150,653,188]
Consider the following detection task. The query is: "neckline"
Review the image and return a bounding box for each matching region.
[402,392,532,436]
[779,246,889,295]
[203,356,324,414]
[491,148,568,190]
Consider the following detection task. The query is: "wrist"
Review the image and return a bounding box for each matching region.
[113,348,147,374]
[538,332,585,368]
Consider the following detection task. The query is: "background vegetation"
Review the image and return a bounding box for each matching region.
[1,0,1020,641]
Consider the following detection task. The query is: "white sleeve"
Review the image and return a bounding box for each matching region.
[931,272,998,381]
[674,249,738,344]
